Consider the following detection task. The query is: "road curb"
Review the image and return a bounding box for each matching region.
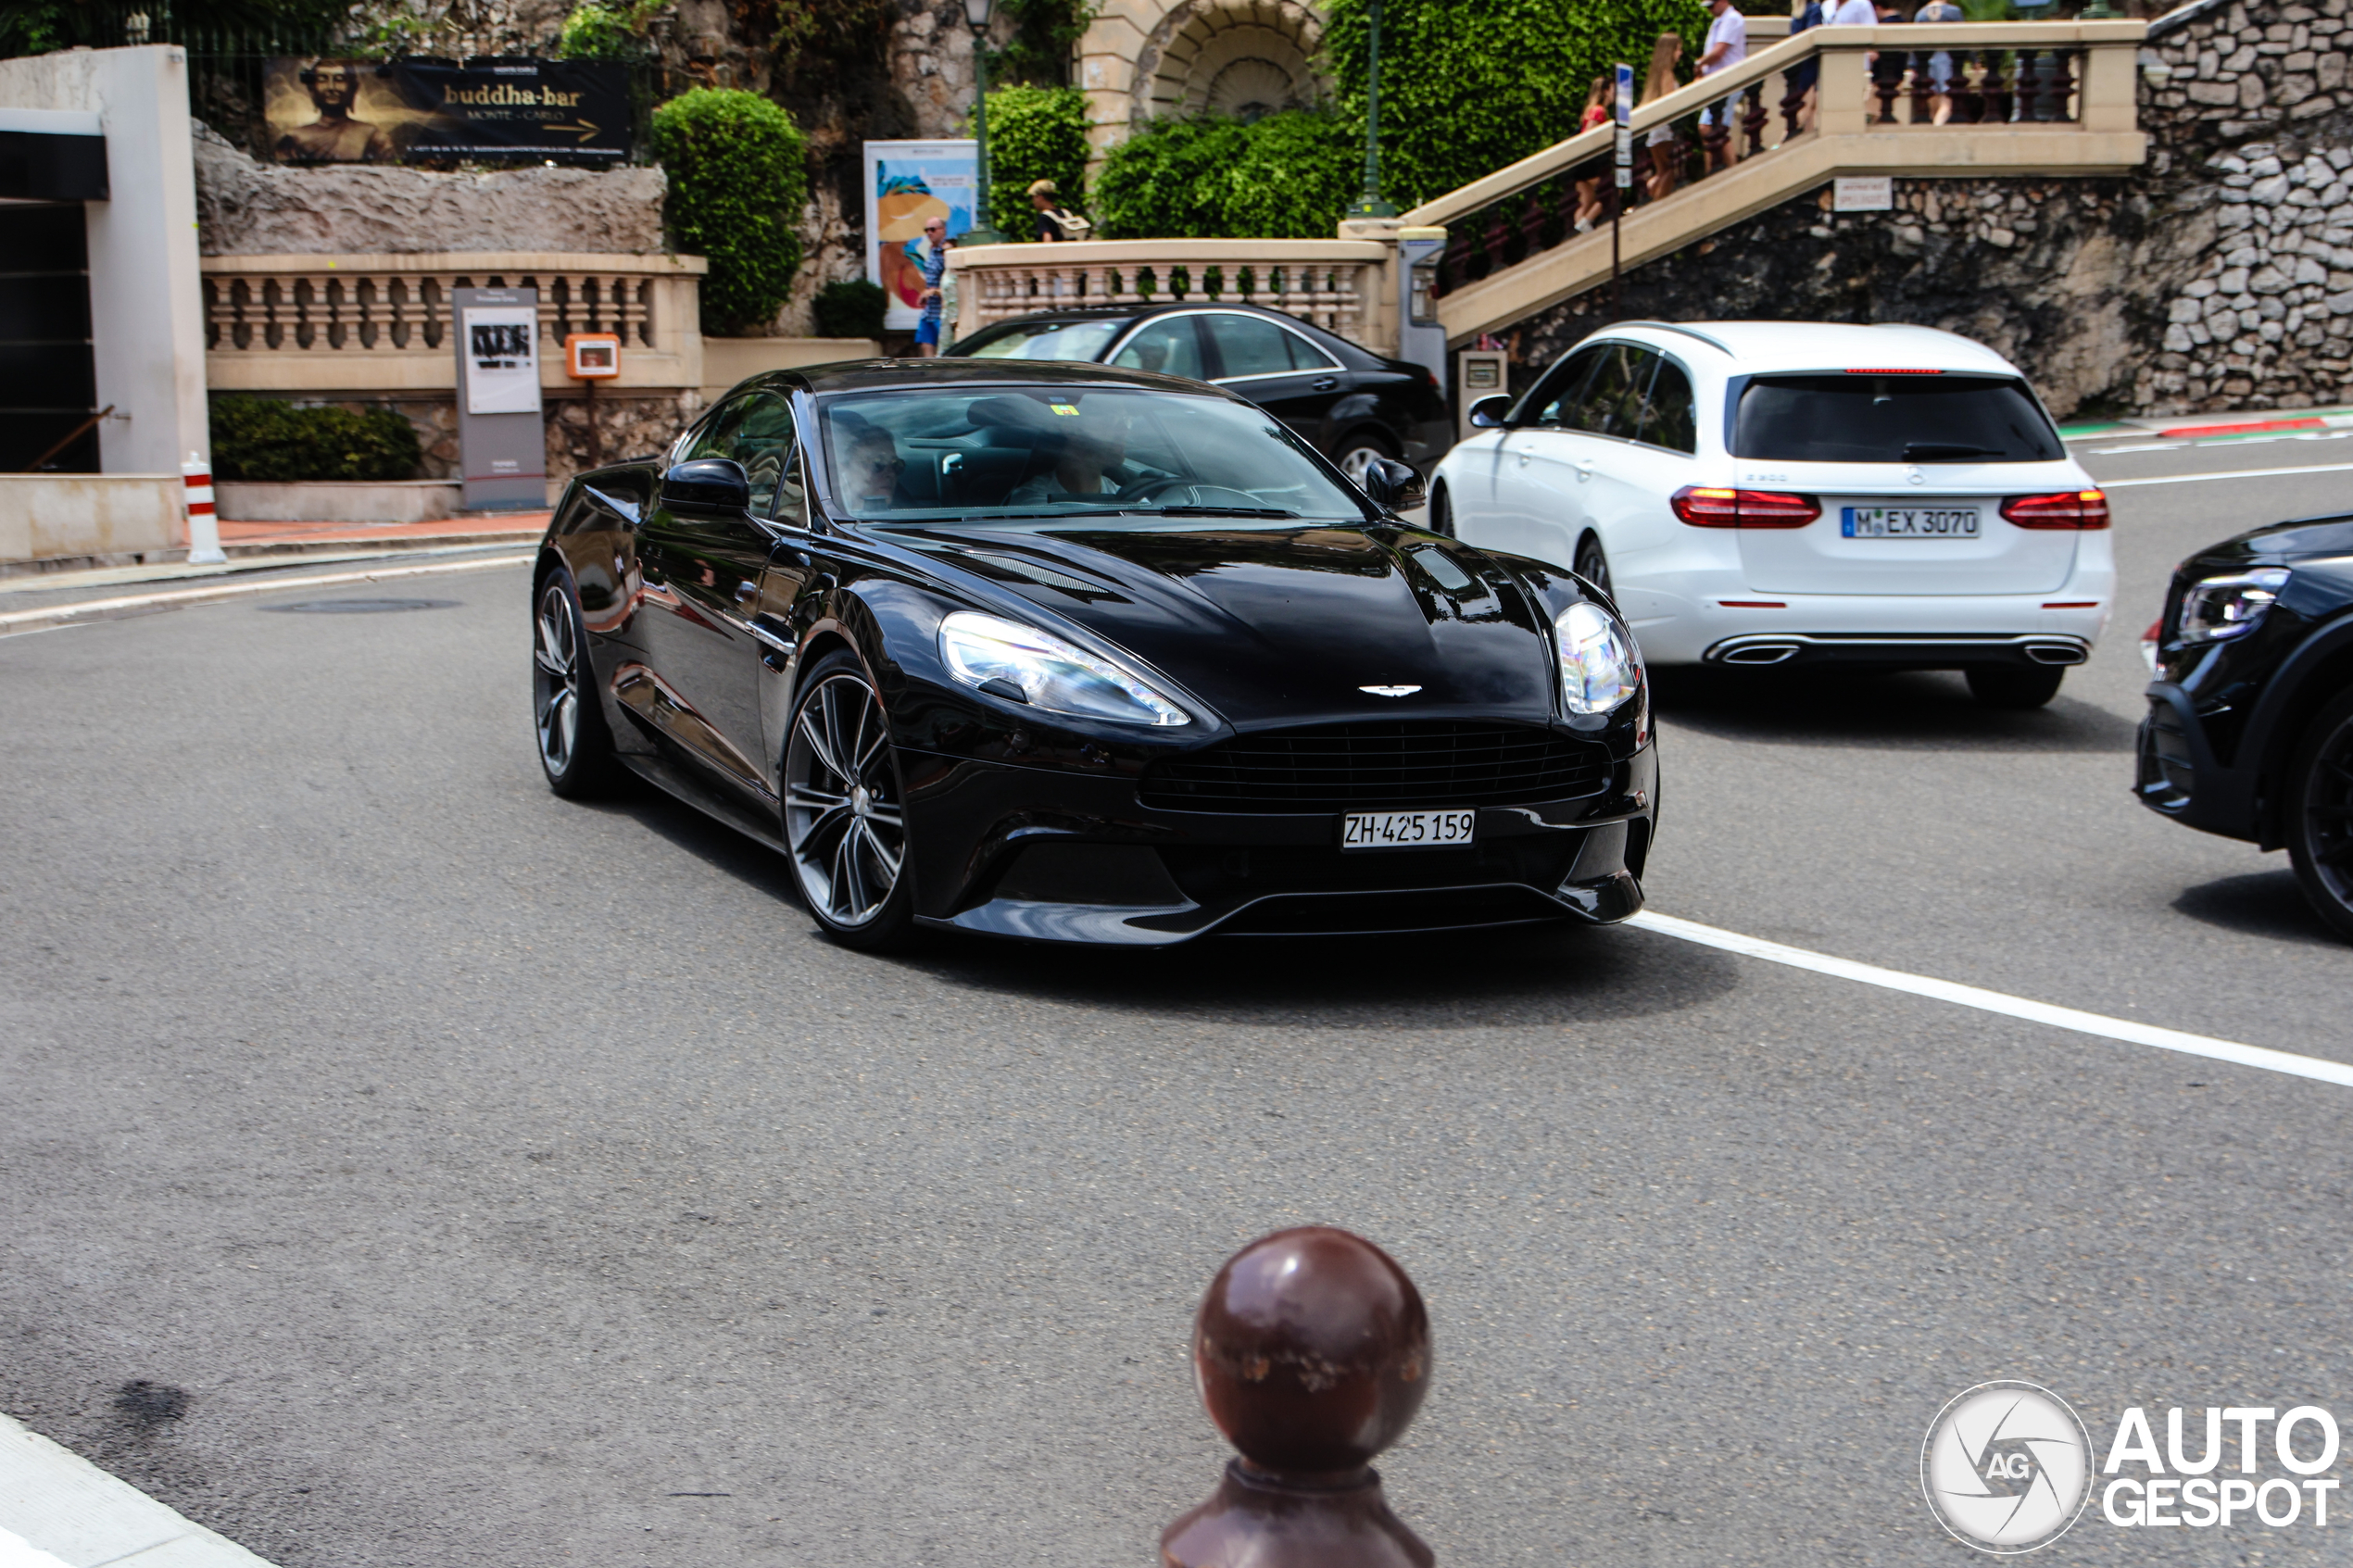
[0,1413,279,1568]
[0,553,537,639]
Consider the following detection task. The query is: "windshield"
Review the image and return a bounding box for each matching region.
[951,319,1125,361]
[1733,374,2064,463]
[816,386,1370,524]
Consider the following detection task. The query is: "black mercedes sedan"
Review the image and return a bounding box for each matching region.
[944,302,1450,487]
[2138,508,2353,941]
[531,359,1655,950]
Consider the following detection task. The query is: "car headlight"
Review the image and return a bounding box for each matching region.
[1556,600,1641,716]
[2176,567,2290,645]
[938,610,1190,727]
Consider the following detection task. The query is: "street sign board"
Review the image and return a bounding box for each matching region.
[1834,176,1895,211]
[454,286,546,511]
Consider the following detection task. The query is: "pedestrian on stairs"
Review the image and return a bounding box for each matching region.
[1574,77,1612,232]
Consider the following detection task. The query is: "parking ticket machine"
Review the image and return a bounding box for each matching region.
[1397,226,1448,403]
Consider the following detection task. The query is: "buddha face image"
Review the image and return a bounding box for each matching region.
[274,60,396,164]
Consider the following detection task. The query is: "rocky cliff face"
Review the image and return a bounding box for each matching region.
[193,122,672,256]
[1511,0,2353,419]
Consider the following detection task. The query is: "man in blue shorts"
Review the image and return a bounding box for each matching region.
[913,217,950,357]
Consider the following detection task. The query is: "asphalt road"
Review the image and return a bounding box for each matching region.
[2,434,2348,1568]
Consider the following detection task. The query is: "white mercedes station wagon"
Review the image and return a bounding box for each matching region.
[1428,321,2115,708]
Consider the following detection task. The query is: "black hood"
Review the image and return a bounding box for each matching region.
[883,521,1563,729]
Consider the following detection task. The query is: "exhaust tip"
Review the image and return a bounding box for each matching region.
[2024,642,2088,666]
[1721,643,1800,665]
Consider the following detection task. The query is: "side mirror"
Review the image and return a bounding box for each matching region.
[1467,394,1513,430]
[661,458,750,513]
[1361,457,1428,511]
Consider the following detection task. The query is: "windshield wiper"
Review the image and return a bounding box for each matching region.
[1902,442,2004,460]
[1139,506,1303,519]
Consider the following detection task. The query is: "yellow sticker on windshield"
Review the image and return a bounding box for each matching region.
[1050,404,1080,416]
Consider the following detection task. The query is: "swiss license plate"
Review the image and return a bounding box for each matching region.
[1341,809,1476,850]
[1843,505,1982,538]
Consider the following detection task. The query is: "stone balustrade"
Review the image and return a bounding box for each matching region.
[948,238,1390,347]
[200,251,708,395]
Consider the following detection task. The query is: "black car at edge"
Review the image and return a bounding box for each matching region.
[2138,508,2353,940]
[530,358,1656,949]
[945,302,1450,486]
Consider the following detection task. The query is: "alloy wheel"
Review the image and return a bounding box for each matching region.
[1338,444,1387,487]
[533,580,582,777]
[784,671,907,928]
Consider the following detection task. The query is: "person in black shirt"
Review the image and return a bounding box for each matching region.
[1030,180,1067,242]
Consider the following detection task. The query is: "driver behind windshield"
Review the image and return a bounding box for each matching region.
[835,418,906,509]
[1007,406,1132,504]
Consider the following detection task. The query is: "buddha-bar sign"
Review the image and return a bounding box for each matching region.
[263,56,630,165]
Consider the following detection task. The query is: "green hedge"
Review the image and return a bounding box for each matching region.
[812,279,888,339]
[208,397,422,483]
[1092,110,1359,240]
[652,88,811,336]
[1319,0,1710,209]
[971,85,1092,239]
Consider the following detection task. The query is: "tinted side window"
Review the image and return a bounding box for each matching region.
[1520,346,1604,427]
[1207,314,1302,379]
[1733,374,2064,462]
[731,393,800,521]
[1634,357,1697,453]
[676,395,749,466]
[1281,328,1340,371]
[1111,317,1206,380]
[1567,345,1653,438]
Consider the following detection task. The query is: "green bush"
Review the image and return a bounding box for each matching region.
[1217,111,1365,239]
[1091,115,1252,239]
[970,85,1092,239]
[812,279,889,339]
[208,398,421,483]
[1092,110,1360,240]
[1320,0,1710,208]
[556,0,643,59]
[652,88,811,336]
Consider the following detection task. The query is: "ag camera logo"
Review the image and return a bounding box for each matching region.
[1922,1381,2094,1552]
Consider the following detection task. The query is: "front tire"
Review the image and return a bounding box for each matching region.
[534,571,620,797]
[1967,664,2065,709]
[1428,482,1455,537]
[2285,686,2353,944]
[783,650,917,951]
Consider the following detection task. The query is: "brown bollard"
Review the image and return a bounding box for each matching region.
[1160,1226,1435,1568]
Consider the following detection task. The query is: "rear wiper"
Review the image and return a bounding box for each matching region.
[1903,442,2004,460]
[1139,506,1302,519]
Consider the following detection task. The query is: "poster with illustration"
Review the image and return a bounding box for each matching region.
[862,140,977,331]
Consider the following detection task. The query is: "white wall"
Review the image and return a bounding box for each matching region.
[0,46,209,479]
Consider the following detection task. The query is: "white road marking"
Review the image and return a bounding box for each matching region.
[1,1411,281,1568]
[2099,460,2353,488]
[1627,910,2353,1088]
[0,552,535,638]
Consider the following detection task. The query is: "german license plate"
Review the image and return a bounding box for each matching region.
[1341,809,1476,850]
[1843,505,1982,538]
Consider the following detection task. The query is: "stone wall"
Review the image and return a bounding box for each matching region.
[1507,0,2353,419]
[193,121,670,257]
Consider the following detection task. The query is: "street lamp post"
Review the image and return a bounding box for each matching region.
[1347,0,1398,219]
[963,0,1008,245]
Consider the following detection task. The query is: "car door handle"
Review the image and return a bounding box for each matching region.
[736,580,760,605]
[1575,461,1594,483]
[1312,377,1339,392]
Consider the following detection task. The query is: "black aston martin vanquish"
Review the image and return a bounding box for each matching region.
[532,359,1656,949]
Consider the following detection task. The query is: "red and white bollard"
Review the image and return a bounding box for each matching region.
[182,451,225,565]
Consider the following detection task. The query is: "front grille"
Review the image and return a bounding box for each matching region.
[1139,721,1608,813]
